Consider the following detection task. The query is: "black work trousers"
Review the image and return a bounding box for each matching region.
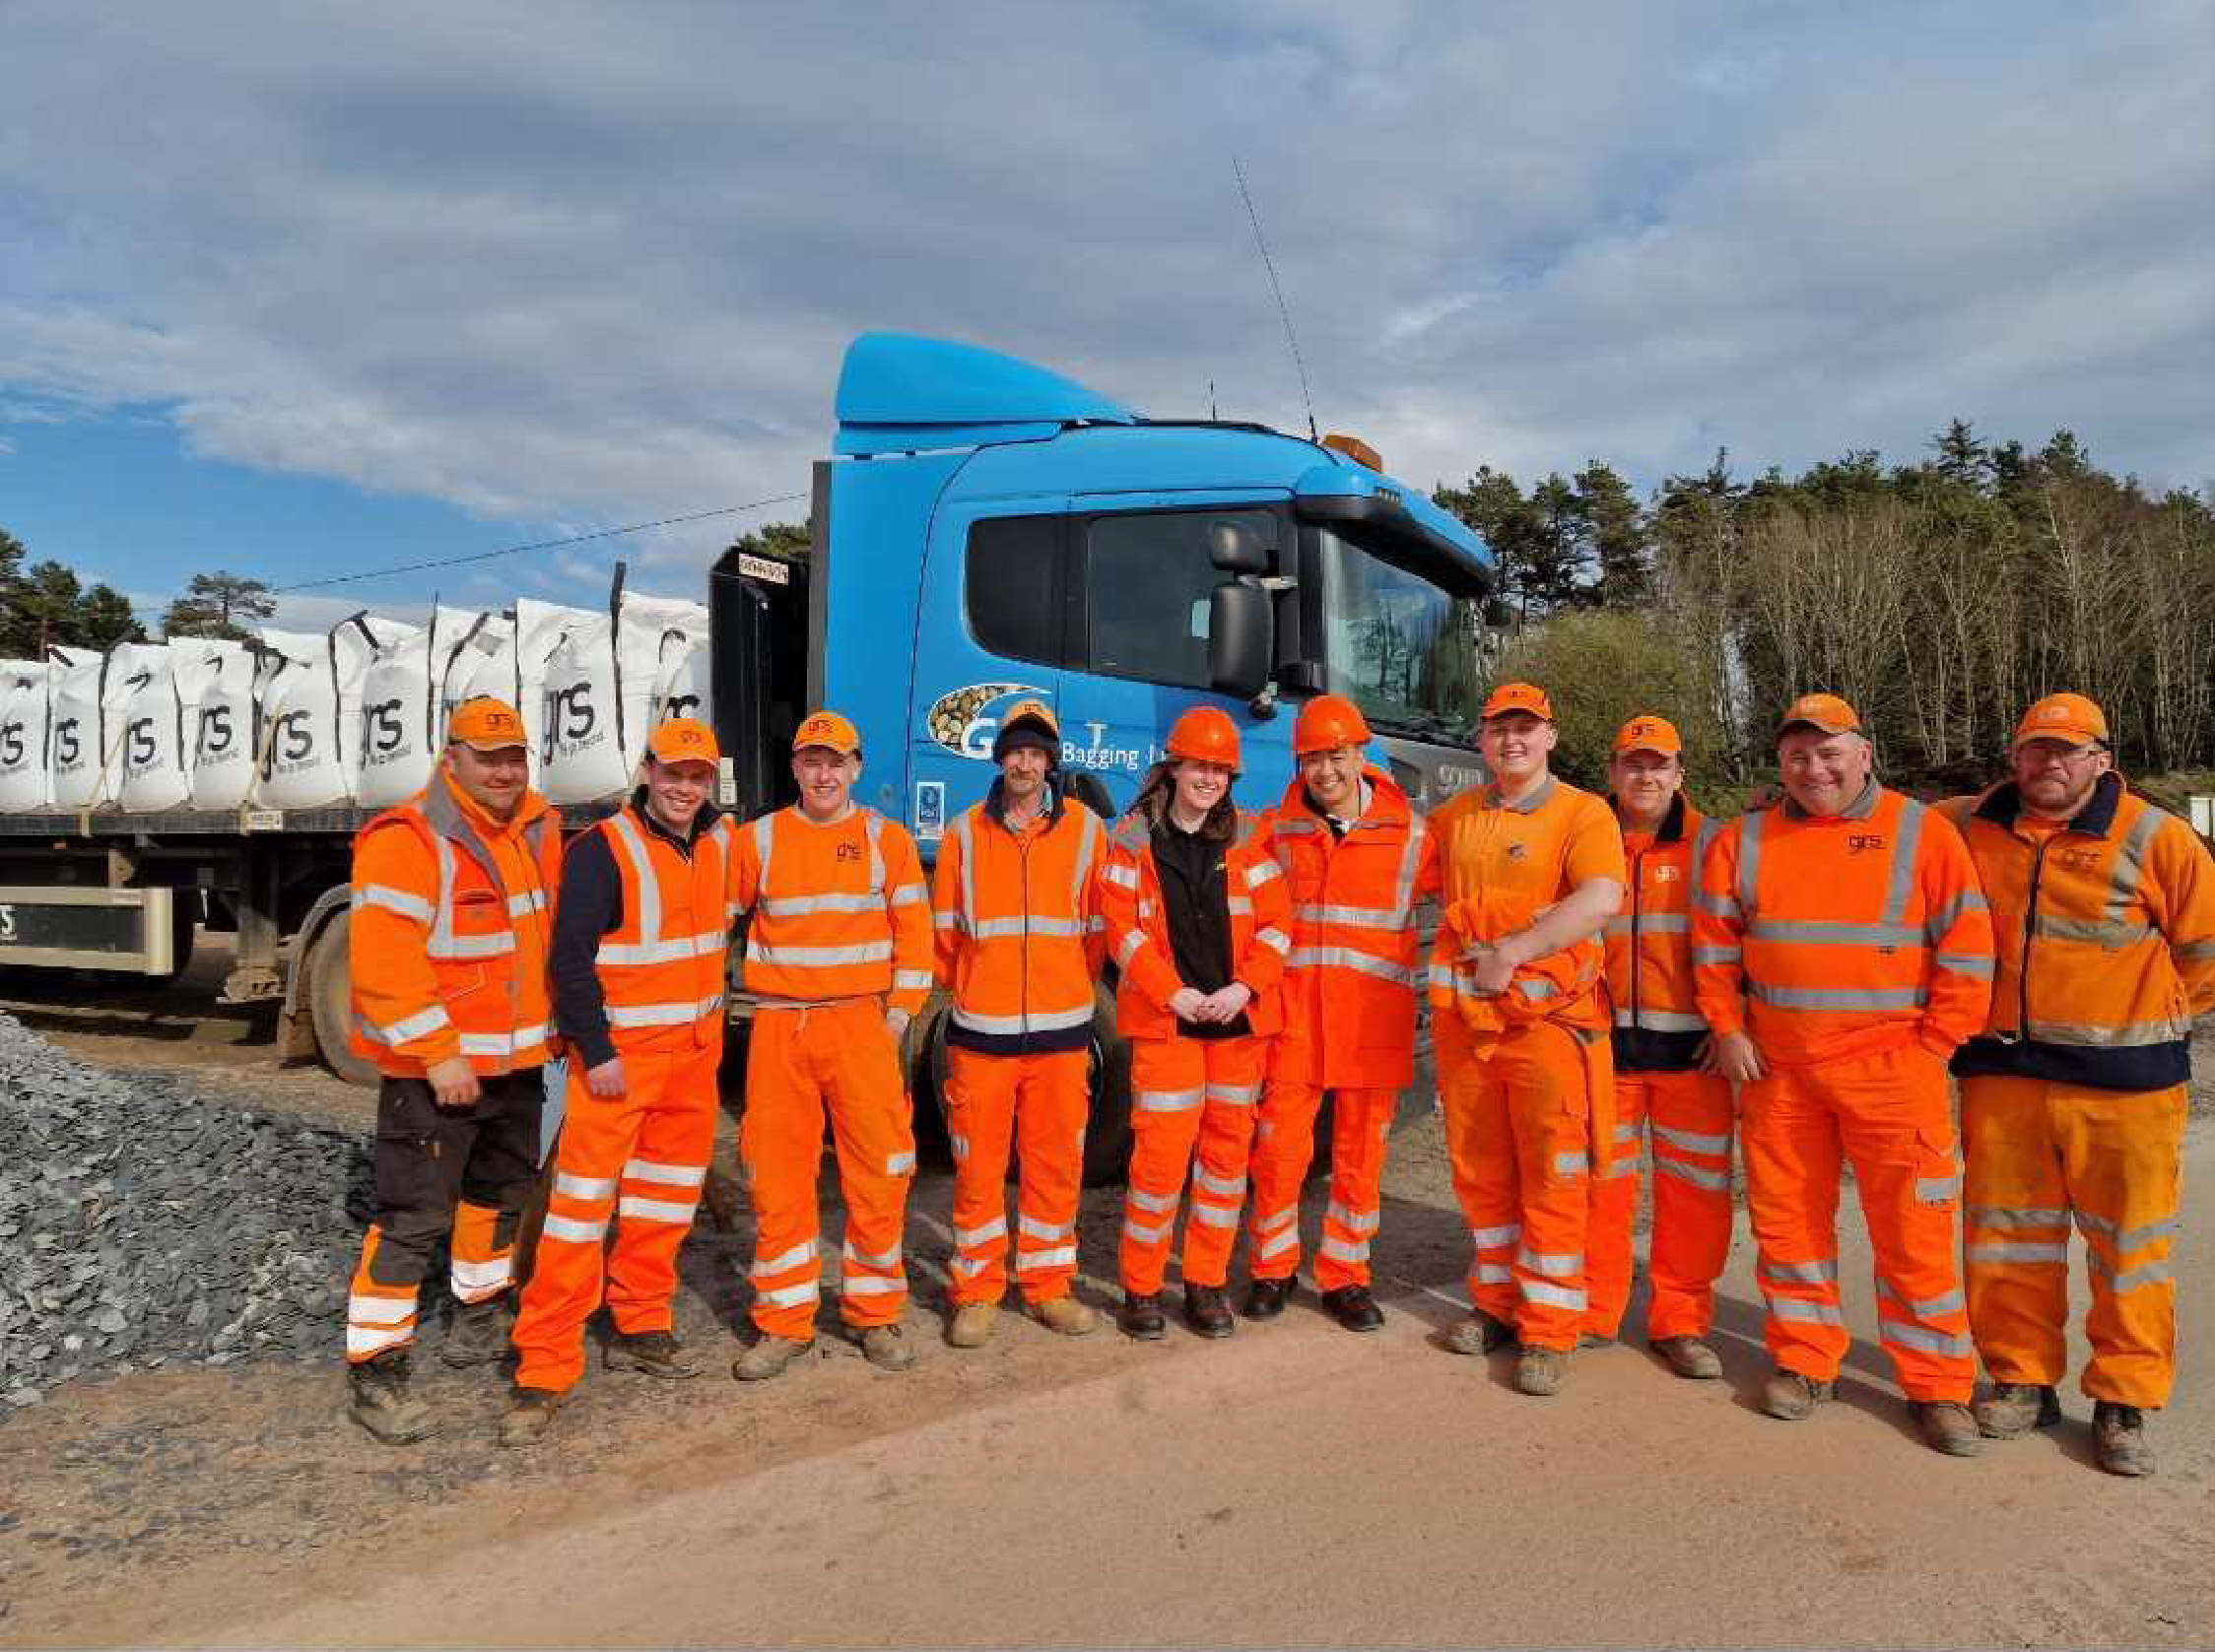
[364,1068,546,1289]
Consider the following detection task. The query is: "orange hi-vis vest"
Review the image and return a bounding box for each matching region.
[1942,772,2215,1091]
[349,770,562,1078]
[1100,809,1292,1041]
[731,805,934,1013]
[589,802,736,1051]
[1605,793,1722,1072]
[1694,781,1995,1067]
[933,786,1107,1055]
[1265,764,1439,1089]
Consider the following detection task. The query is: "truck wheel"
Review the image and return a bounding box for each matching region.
[305,910,379,1089]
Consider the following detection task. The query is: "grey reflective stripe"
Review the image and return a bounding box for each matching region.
[2095,1259,2175,1293]
[969,915,1086,939]
[2025,1015,2191,1047]
[1256,926,1291,956]
[891,882,926,907]
[1883,799,1925,925]
[2033,914,2153,947]
[1285,946,1413,987]
[1693,819,1723,875]
[1516,978,1559,1003]
[1967,1239,2069,1264]
[947,1255,992,1279]
[1614,1007,1708,1033]
[1070,806,1103,908]
[952,811,977,934]
[1018,1244,1078,1269]
[457,1024,548,1058]
[602,812,661,962]
[2178,938,2215,961]
[1469,1222,1520,1249]
[604,993,724,1026]
[748,940,894,967]
[2105,806,2164,924]
[1550,1151,1587,1177]
[1122,1217,1172,1244]
[1136,1087,1204,1113]
[1603,1156,1638,1180]
[758,1281,820,1308]
[844,1238,903,1270]
[1613,1123,1641,1145]
[1516,1246,1580,1279]
[1656,1157,1728,1192]
[1018,1215,1071,1242]
[1880,1323,1971,1356]
[1695,891,1740,919]
[893,969,931,992]
[1915,1174,1961,1202]
[1297,901,1401,930]
[354,883,434,924]
[751,1239,818,1277]
[1256,1225,1300,1258]
[541,1213,608,1244]
[1114,930,1146,966]
[618,1194,698,1223]
[1691,945,1740,965]
[886,1150,916,1176]
[1877,1281,1965,1318]
[1326,1202,1381,1234]
[1318,1235,1370,1264]
[1518,1279,1586,1311]
[1101,861,1140,891]
[1966,1205,2069,1230]
[1748,982,1927,1012]
[1920,889,1985,942]
[1746,918,1919,947]
[1205,1082,1262,1105]
[1735,810,1762,913]
[752,812,774,893]
[1770,1297,1846,1326]
[1127,1187,1178,1215]
[951,1001,1095,1036]
[842,1276,906,1296]
[1652,1122,1729,1155]
[555,1171,617,1201]
[1227,895,1254,917]
[862,810,887,896]
[1243,857,1283,890]
[436,930,516,959]
[761,891,892,917]
[2115,1216,2181,1254]
[358,1004,453,1045]
[1190,1203,1239,1228]
[1760,1257,1838,1286]
[953,1216,1007,1247]
[1192,1167,1246,1197]
[1391,816,1429,927]
[1251,1205,1298,1234]
[1607,912,1689,936]
[1933,953,1993,977]
[1475,1262,1513,1285]
[602,929,724,967]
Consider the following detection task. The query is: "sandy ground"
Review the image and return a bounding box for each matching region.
[2,968,2212,1649]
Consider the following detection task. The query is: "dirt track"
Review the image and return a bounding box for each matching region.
[3,979,2212,1649]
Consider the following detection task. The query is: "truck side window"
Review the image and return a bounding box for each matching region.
[966,514,1064,666]
[1082,508,1273,690]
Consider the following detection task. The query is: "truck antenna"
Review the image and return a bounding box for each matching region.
[1232,156,1317,443]
[1209,378,1218,421]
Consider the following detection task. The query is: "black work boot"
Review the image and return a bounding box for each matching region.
[2094,1402,2155,1477]
[1442,1308,1514,1355]
[1320,1284,1384,1333]
[1975,1382,2062,1438]
[605,1328,703,1379]
[347,1351,436,1445]
[1183,1283,1235,1339]
[1119,1291,1167,1341]
[1243,1276,1294,1320]
[439,1297,512,1369]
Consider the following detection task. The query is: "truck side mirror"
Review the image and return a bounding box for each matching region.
[1207,518,1270,575]
[1208,582,1272,696]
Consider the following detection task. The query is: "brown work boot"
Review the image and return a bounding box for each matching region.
[1649,1335,1723,1380]
[2093,1402,2155,1477]
[1577,1331,1616,1350]
[1913,1401,1982,1457]
[1119,1291,1167,1341]
[439,1297,512,1369]
[858,1322,917,1372]
[1442,1308,1514,1356]
[1761,1367,1833,1421]
[946,1301,1000,1348]
[347,1351,436,1445]
[1514,1345,1569,1397]
[732,1334,816,1382]
[1025,1295,1098,1337]
[1975,1382,2062,1439]
[1183,1284,1236,1339]
[605,1328,702,1379]
[498,1385,562,1447]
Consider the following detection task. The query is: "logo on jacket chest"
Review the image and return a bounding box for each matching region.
[2057,847,2101,874]
[837,842,863,863]
[1847,833,1888,854]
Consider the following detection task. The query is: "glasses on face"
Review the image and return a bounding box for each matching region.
[2019,742,2101,767]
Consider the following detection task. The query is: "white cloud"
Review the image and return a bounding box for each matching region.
[0,0,2208,604]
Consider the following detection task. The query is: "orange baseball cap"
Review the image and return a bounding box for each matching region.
[1777,693,1861,739]
[2013,692,2108,750]
[646,716,720,765]
[1612,714,1682,757]
[1481,682,1555,721]
[792,709,860,756]
[448,696,527,752]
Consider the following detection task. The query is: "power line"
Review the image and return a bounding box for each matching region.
[271,493,808,594]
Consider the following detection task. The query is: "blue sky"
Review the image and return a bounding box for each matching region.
[2,1,2209,632]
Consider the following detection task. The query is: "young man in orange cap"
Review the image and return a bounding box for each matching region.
[1246,693,1437,1331]
[504,716,732,1442]
[1940,693,2215,1475]
[1587,714,1735,1378]
[1695,693,1995,1456]
[729,710,934,1381]
[343,695,564,1443]
[932,697,1105,1347]
[1429,682,1626,1396]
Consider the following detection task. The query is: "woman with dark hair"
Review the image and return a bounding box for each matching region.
[1098,706,1292,1340]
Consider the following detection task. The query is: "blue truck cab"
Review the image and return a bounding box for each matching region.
[709,333,1495,1176]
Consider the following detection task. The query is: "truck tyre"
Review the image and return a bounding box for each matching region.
[919,984,1133,1188]
[305,909,379,1089]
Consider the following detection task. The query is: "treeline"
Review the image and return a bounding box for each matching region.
[1438,422,2215,795]
[0,529,144,656]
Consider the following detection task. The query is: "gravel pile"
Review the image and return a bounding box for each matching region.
[0,1012,377,1410]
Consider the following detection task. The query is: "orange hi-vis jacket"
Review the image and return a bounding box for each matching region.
[1265,764,1439,1089]
[1694,781,1995,1067]
[587,801,737,1051]
[933,781,1108,1055]
[1605,793,1722,1073]
[730,805,933,1013]
[1941,772,2215,1091]
[1100,809,1292,1041]
[349,770,562,1078]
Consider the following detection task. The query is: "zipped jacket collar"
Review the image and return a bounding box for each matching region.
[1973,770,2122,838]
[1609,790,1687,843]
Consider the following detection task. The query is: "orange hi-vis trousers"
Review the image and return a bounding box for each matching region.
[1962,1077,2186,1410]
[510,1043,718,1393]
[1739,1044,1973,1402]
[1119,1035,1264,1296]
[1438,1016,1610,1352]
[1585,1070,1736,1341]
[742,998,916,1340]
[942,1046,1089,1307]
[1247,1081,1396,1290]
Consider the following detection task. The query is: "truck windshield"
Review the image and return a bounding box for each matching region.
[1312,527,1483,743]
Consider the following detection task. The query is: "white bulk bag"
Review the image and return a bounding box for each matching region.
[333,615,417,789]
[0,658,52,812]
[538,613,629,804]
[48,647,109,808]
[251,628,347,808]
[182,640,255,809]
[118,644,191,813]
[433,607,513,728]
[509,599,597,787]
[618,593,710,762]
[653,638,706,728]
[353,625,436,808]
